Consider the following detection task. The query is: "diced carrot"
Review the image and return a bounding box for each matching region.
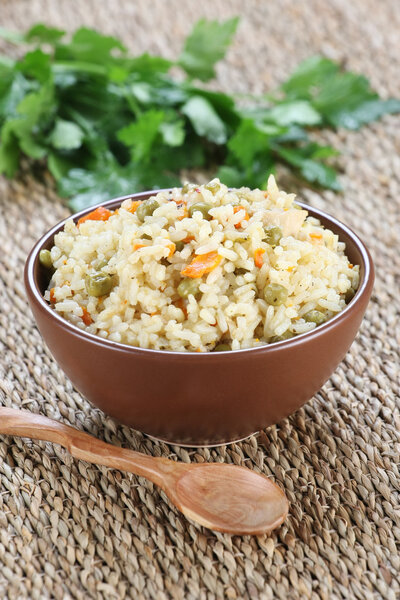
[81,307,93,326]
[165,241,176,258]
[254,248,265,268]
[181,251,222,278]
[182,235,195,243]
[349,264,353,269]
[132,243,146,251]
[126,200,141,214]
[178,207,189,220]
[174,298,188,318]
[78,206,112,226]
[309,232,323,241]
[49,288,56,304]
[233,206,250,229]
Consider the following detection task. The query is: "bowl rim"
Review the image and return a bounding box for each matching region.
[24,189,374,357]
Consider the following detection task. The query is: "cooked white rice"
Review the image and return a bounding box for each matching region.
[44,176,359,352]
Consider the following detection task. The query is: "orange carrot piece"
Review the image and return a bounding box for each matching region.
[81,307,93,326]
[178,207,189,220]
[254,248,265,268]
[174,297,188,317]
[126,200,141,214]
[181,251,222,278]
[233,206,250,229]
[165,241,175,258]
[182,235,195,243]
[309,232,323,240]
[49,288,56,304]
[78,206,112,226]
[132,243,146,251]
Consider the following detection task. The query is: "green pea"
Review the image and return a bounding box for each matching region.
[175,241,185,252]
[136,199,159,222]
[181,183,191,194]
[39,249,53,269]
[345,288,355,303]
[213,343,231,352]
[188,202,212,220]
[263,226,282,247]
[264,283,288,306]
[205,181,220,194]
[85,272,113,297]
[270,330,293,343]
[304,310,326,325]
[177,278,200,298]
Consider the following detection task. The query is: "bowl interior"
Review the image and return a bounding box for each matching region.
[29,191,372,354]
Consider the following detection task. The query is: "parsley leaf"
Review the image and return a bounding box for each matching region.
[117,110,165,162]
[25,24,66,45]
[268,100,322,126]
[276,145,341,190]
[49,119,85,150]
[227,119,270,168]
[181,95,227,144]
[55,28,126,64]
[326,98,400,129]
[179,17,239,81]
[17,49,52,83]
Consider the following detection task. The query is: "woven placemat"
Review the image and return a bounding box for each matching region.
[1,1,399,598]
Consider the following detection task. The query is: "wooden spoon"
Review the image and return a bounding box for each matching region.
[0,407,288,535]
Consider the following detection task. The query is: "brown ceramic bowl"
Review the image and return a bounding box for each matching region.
[24,190,374,446]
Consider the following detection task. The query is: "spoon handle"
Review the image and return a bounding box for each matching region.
[0,407,176,487]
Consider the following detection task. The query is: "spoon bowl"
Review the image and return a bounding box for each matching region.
[0,407,288,535]
[171,463,288,534]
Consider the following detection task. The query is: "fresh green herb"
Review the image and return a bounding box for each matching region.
[178,17,239,81]
[1,20,399,209]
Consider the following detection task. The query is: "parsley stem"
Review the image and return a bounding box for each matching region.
[53,62,108,76]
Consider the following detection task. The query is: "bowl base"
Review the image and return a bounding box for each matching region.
[145,430,259,448]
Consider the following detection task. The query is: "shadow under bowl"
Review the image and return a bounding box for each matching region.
[24,191,374,446]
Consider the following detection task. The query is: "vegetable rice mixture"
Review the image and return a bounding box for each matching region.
[42,177,359,352]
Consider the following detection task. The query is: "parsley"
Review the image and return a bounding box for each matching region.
[1,20,399,209]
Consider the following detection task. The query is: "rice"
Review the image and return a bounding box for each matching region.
[44,176,359,352]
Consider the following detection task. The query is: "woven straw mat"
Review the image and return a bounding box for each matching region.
[0,1,399,599]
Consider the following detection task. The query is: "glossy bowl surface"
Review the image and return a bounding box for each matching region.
[24,191,374,446]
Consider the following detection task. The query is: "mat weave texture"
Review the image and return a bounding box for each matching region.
[1,1,399,599]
